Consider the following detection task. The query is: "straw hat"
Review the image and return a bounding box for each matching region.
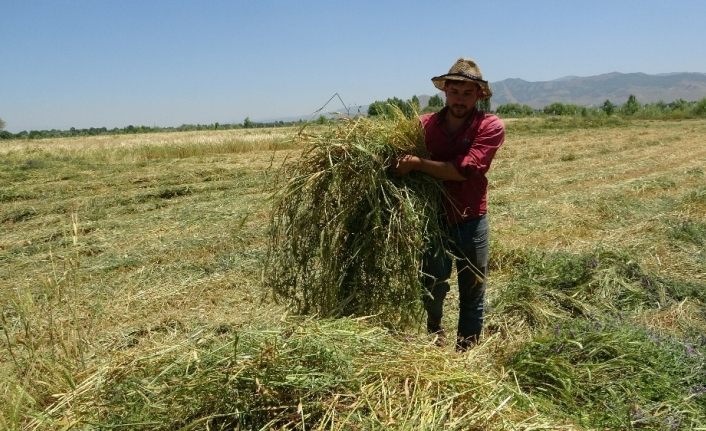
[431,58,492,99]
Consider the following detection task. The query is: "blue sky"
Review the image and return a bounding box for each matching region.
[2,0,706,132]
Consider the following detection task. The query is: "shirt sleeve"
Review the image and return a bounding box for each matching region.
[453,115,505,178]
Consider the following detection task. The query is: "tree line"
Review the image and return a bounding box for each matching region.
[366,94,706,120]
[3,94,706,140]
[0,118,310,140]
[494,95,706,119]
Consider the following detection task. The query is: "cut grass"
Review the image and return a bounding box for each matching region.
[26,317,561,430]
[509,318,706,430]
[1,117,706,430]
[491,248,663,326]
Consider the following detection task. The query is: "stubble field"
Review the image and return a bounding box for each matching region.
[1,118,705,429]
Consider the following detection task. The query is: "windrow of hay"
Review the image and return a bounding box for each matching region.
[265,110,445,328]
[27,318,562,430]
[488,247,706,429]
[0,127,300,157]
[509,318,706,430]
[490,247,706,329]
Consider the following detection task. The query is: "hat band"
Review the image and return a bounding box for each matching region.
[443,72,487,84]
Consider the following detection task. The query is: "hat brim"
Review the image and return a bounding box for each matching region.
[432,74,492,99]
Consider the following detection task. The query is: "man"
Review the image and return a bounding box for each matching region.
[393,58,505,351]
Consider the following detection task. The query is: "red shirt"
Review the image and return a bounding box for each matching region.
[420,108,505,224]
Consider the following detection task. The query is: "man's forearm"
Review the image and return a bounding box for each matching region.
[415,157,466,181]
[393,155,466,181]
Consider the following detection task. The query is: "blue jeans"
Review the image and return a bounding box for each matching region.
[422,214,489,349]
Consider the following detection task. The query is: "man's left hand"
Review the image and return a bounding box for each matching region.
[392,154,420,176]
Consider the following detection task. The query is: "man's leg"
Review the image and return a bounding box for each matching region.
[421,240,452,337]
[451,215,489,351]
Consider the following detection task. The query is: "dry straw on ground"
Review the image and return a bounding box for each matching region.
[3,117,705,430]
[26,317,559,430]
[265,109,445,328]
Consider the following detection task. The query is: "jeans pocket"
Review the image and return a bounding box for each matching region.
[473,226,488,246]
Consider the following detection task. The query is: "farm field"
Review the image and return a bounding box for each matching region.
[1,118,705,429]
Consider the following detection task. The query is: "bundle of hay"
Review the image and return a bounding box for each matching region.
[265,109,445,328]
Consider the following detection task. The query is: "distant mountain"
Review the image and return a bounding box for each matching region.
[489,72,706,108]
[262,72,706,123]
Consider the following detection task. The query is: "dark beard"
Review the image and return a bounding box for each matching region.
[449,104,473,119]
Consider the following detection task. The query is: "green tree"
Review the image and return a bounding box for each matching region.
[621,94,640,116]
[0,117,5,131]
[367,101,386,116]
[496,103,535,117]
[544,103,566,115]
[601,99,616,115]
[428,94,443,108]
[543,103,581,116]
[410,95,420,111]
[669,98,689,112]
[693,98,706,116]
[243,117,253,128]
[477,98,491,112]
[367,98,414,118]
[389,97,414,118]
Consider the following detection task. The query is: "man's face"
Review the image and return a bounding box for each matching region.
[444,81,480,119]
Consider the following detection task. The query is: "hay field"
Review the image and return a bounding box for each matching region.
[1,118,705,429]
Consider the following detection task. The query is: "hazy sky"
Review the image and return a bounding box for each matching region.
[2,0,706,132]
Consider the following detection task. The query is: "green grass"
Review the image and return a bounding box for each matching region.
[510,319,706,430]
[491,249,659,325]
[2,118,706,430]
[503,115,628,135]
